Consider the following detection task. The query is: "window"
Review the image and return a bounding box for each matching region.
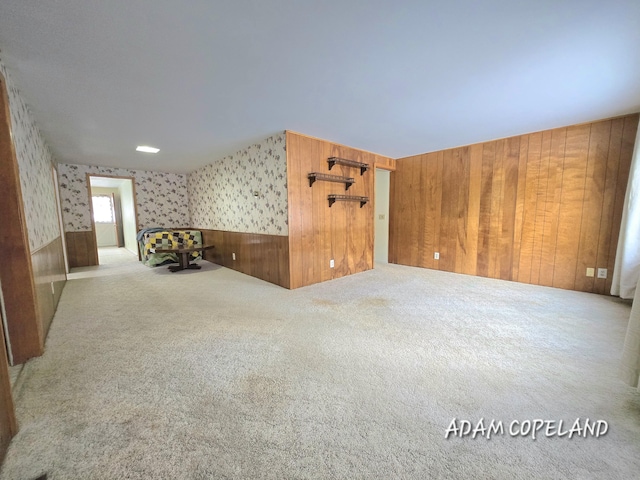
[92,195,115,223]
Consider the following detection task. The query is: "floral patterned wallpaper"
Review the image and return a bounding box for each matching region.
[188,132,288,235]
[0,55,61,252]
[57,163,190,232]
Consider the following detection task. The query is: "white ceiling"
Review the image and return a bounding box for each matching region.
[0,1,638,174]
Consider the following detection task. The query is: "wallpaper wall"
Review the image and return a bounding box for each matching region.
[57,163,190,232]
[188,132,288,235]
[0,56,61,252]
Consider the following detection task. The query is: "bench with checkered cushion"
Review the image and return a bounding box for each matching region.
[141,230,203,267]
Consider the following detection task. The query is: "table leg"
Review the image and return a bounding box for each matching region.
[168,251,201,272]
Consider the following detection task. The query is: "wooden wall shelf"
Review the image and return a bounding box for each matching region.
[308,172,355,190]
[327,157,369,175]
[328,194,369,208]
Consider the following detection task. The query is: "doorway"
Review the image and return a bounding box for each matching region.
[88,175,139,264]
[375,169,390,263]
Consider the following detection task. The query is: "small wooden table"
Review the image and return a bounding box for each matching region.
[152,245,215,272]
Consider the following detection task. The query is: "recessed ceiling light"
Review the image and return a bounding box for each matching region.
[136,145,160,153]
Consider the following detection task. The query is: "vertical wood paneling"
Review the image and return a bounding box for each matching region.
[511,136,529,281]
[530,131,552,285]
[605,115,639,293]
[463,145,483,276]
[476,143,494,277]
[500,137,521,281]
[552,124,591,290]
[432,152,444,270]
[488,139,505,279]
[0,317,17,463]
[574,121,611,291]
[32,236,67,338]
[388,168,398,264]
[65,231,99,268]
[439,150,456,272]
[594,118,623,295]
[538,129,567,287]
[405,157,421,267]
[200,229,290,288]
[518,132,541,284]
[417,157,429,268]
[424,152,444,270]
[389,114,639,294]
[454,147,470,275]
[286,132,389,289]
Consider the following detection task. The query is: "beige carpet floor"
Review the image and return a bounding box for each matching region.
[2,251,640,479]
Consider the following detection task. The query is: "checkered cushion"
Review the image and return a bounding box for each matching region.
[141,230,203,266]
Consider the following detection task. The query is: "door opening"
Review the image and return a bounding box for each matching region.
[375,169,390,263]
[88,175,139,264]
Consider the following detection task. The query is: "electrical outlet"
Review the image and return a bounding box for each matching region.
[330,259,335,268]
[232,252,236,261]
[50,282,55,295]
[434,252,440,260]
[586,268,595,277]
[597,268,607,279]
[378,214,385,220]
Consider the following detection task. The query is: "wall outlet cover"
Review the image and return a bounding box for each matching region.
[232,252,236,261]
[586,268,595,277]
[330,259,335,268]
[597,268,607,279]
[434,252,440,260]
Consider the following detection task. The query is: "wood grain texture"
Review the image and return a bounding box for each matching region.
[553,124,591,290]
[605,115,639,293]
[0,72,43,364]
[375,157,397,171]
[286,131,391,289]
[389,114,639,294]
[31,236,67,338]
[538,129,566,286]
[200,230,290,288]
[0,316,17,464]
[65,231,99,268]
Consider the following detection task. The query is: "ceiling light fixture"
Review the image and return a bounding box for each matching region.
[136,145,160,153]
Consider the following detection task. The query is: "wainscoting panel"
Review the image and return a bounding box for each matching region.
[200,229,290,288]
[389,114,639,294]
[65,230,98,268]
[0,318,16,464]
[31,236,67,339]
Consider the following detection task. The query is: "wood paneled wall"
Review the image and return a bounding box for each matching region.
[0,318,17,464]
[375,157,397,171]
[286,131,394,289]
[389,114,639,294]
[65,230,98,268]
[200,229,290,288]
[32,236,67,338]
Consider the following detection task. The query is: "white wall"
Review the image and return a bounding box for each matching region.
[119,181,137,255]
[375,169,390,263]
[95,223,117,247]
